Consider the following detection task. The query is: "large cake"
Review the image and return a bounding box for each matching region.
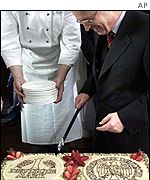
[1,151,149,180]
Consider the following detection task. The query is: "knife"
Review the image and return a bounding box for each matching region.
[57,108,80,152]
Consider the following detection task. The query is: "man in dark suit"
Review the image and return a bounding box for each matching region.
[73,11,149,154]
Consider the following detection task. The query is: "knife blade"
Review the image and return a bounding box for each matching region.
[57,108,80,152]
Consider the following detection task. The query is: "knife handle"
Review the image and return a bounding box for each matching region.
[63,108,80,141]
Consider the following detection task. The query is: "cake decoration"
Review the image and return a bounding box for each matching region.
[62,150,89,179]
[62,150,89,167]
[63,166,80,180]
[83,153,149,180]
[1,148,149,180]
[2,153,64,180]
[6,147,22,160]
[130,149,144,161]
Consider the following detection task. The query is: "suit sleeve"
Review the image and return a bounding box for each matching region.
[79,74,96,97]
[118,39,149,135]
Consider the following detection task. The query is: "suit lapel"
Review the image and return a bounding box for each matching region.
[93,11,137,80]
[97,11,137,80]
[98,34,132,79]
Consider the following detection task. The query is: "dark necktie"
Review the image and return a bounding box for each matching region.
[107,31,115,48]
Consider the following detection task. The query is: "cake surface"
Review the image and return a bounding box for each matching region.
[83,153,149,180]
[1,153,64,180]
[1,153,149,180]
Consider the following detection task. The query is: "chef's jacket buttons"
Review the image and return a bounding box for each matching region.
[46,28,49,31]
[46,40,49,43]
[25,12,29,15]
[47,13,49,16]
[26,27,29,30]
[29,40,32,43]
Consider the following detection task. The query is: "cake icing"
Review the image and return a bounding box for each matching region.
[1,152,149,180]
[1,153,64,180]
[83,153,149,180]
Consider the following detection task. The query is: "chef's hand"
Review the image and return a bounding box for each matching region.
[55,80,64,103]
[75,93,90,109]
[13,77,26,104]
[54,64,71,103]
[96,112,124,133]
[9,65,26,105]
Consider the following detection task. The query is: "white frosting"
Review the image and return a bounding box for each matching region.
[1,153,149,180]
[83,153,149,180]
[2,154,64,180]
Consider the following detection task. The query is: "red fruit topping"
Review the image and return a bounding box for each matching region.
[63,150,89,167]
[7,147,16,157]
[130,152,138,160]
[72,163,78,170]
[63,156,72,162]
[71,168,80,176]
[16,151,22,159]
[7,154,17,160]
[136,156,143,161]
[62,150,89,179]
[70,174,78,180]
[75,158,85,166]
[137,150,144,156]
[64,171,71,179]
[131,149,144,161]
[80,155,89,161]
[64,160,74,167]
[71,150,80,160]
[66,165,74,173]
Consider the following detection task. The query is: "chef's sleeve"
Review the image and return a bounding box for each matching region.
[1,11,22,68]
[58,11,81,67]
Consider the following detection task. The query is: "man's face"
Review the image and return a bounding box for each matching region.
[73,11,121,35]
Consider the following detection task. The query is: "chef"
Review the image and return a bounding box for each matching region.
[1,11,83,152]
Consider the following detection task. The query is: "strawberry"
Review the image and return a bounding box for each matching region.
[71,150,80,160]
[137,150,144,156]
[7,154,17,160]
[64,171,71,179]
[72,150,79,154]
[72,163,78,170]
[130,152,138,160]
[80,155,89,161]
[66,165,74,173]
[63,155,72,162]
[64,160,74,167]
[135,156,143,161]
[70,174,78,180]
[7,147,16,157]
[75,158,85,166]
[16,151,22,159]
[71,150,77,160]
[71,168,80,176]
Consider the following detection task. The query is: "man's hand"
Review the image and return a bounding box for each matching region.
[13,77,26,103]
[54,80,64,103]
[10,65,26,104]
[96,112,124,133]
[54,64,70,103]
[75,93,90,109]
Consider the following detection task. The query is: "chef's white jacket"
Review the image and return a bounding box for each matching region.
[1,11,83,144]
